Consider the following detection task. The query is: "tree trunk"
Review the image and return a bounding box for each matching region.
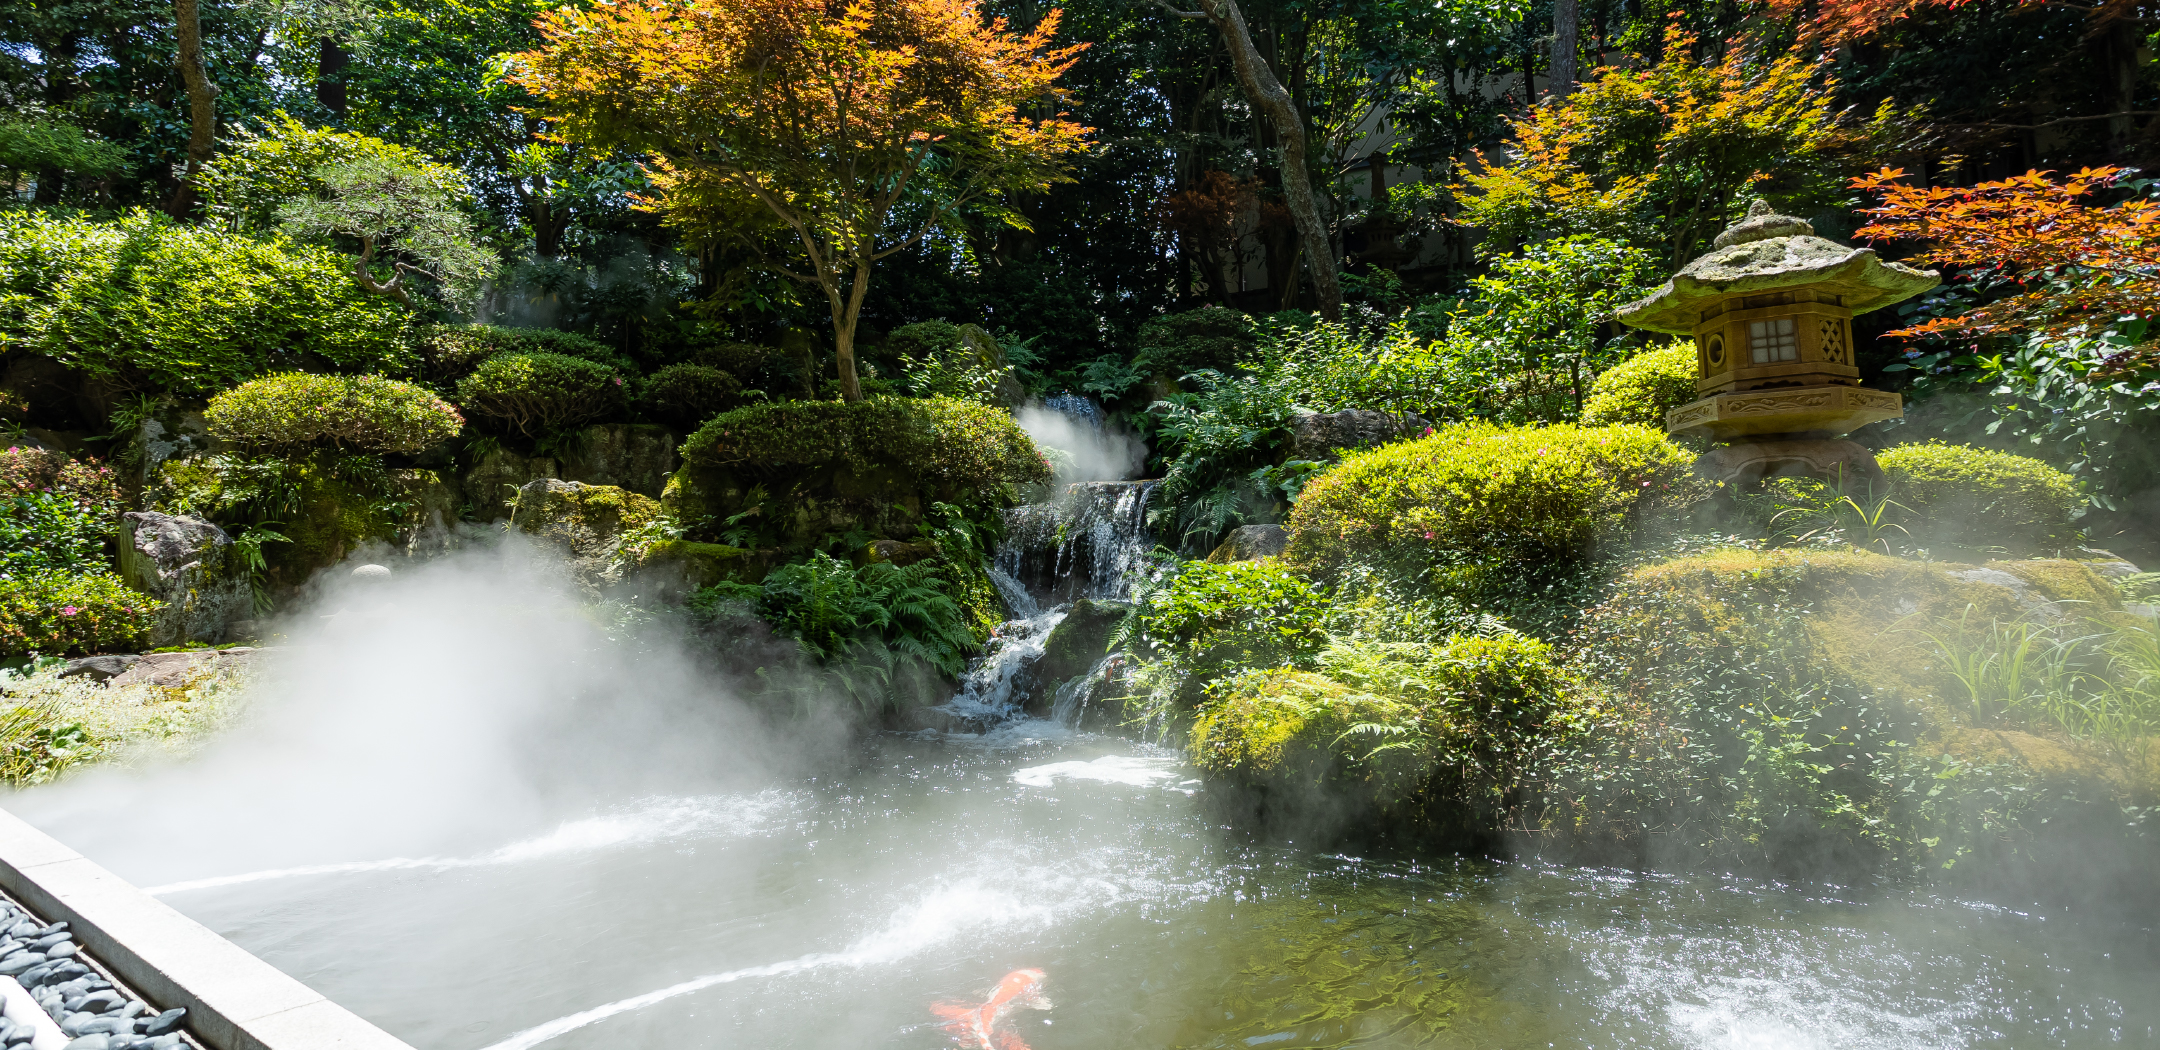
[165,0,217,220]
[1549,0,1580,99]
[1197,0,1342,321]
[829,259,871,402]
[317,36,349,120]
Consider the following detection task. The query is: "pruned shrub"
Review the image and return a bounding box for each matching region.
[0,209,412,394]
[1877,442,2085,551]
[0,571,161,657]
[1581,340,1698,427]
[419,324,630,385]
[1285,422,1706,577]
[681,397,1049,494]
[2,449,123,582]
[1136,306,1258,377]
[641,364,742,430]
[692,341,779,380]
[1188,634,1596,836]
[456,352,627,438]
[205,373,463,454]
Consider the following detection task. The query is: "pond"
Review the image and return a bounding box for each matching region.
[90,726,2160,1050]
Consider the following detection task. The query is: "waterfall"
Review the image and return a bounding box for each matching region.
[996,481,1160,605]
[935,396,1158,728]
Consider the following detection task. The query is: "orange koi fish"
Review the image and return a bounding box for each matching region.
[931,968,1051,1050]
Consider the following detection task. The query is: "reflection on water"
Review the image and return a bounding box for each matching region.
[102,732,2160,1049]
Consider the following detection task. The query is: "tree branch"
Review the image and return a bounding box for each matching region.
[1144,0,1207,18]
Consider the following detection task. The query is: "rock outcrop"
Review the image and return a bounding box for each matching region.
[1285,409,1429,462]
[509,479,661,593]
[116,511,252,647]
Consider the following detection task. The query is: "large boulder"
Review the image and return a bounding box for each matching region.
[461,445,559,523]
[509,480,661,591]
[1205,524,1288,563]
[1285,409,1429,462]
[117,511,252,647]
[628,539,779,600]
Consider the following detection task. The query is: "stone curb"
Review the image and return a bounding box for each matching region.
[0,809,412,1050]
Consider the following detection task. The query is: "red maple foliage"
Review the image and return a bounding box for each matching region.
[1850,165,2160,348]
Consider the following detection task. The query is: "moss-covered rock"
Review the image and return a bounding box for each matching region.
[1030,599,1131,714]
[1565,546,2156,875]
[631,538,777,592]
[509,480,661,593]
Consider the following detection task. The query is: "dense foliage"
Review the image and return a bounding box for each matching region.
[0,211,413,394]
[0,573,160,657]
[639,364,744,431]
[205,373,464,454]
[1,450,124,583]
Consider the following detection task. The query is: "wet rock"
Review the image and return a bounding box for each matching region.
[118,511,252,648]
[57,655,138,681]
[140,1011,185,1037]
[1031,600,1132,714]
[866,539,938,567]
[1204,525,1288,564]
[1286,409,1428,462]
[627,540,777,600]
[460,445,559,523]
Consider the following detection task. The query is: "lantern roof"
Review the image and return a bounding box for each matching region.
[1616,201,1940,335]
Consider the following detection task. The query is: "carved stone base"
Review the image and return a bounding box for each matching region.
[1666,383,1902,439]
[1696,438,1885,489]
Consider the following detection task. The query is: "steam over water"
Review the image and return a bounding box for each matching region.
[9,549,2159,1049]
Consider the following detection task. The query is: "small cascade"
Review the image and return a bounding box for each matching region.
[942,603,1065,724]
[996,481,1159,604]
[1048,651,1135,729]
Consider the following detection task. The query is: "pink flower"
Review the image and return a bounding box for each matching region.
[614,377,625,386]
[59,606,78,617]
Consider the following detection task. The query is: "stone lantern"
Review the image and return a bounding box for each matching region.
[1615,200,1939,485]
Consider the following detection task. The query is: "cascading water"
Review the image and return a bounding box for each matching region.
[939,396,1159,725]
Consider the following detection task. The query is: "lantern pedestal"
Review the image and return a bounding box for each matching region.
[1663,384,1904,441]
[1692,436,1886,487]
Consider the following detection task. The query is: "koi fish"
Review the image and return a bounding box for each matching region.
[931,968,1051,1050]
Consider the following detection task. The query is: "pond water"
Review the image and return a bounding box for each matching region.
[122,726,2157,1050]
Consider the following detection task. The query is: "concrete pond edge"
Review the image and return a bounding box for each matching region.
[0,808,412,1050]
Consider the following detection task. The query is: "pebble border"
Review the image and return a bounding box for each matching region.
[0,890,192,1050]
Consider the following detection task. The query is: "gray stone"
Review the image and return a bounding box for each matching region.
[1030,600,1132,714]
[61,1035,108,1050]
[0,954,44,975]
[1205,524,1288,564]
[57,655,136,681]
[460,445,560,523]
[104,649,258,690]
[1695,437,1883,488]
[118,511,252,648]
[1286,409,1429,462]
[133,407,211,488]
[558,424,680,498]
[139,1012,183,1038]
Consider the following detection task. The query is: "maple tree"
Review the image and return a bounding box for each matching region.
[1456,26,1889,269]
[512,0,1092,402]
[1851,165,2160,347]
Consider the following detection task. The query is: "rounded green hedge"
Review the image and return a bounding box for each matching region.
[1581,340,1698,427]
[205,373,463,454]
[0,571,160,657]
[641,364,742,430]
[1877,441,2085,551]
[420,324,630,385]
[681,396,1049,493]
[1285,421,1706,575]
[455,352,626,438]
